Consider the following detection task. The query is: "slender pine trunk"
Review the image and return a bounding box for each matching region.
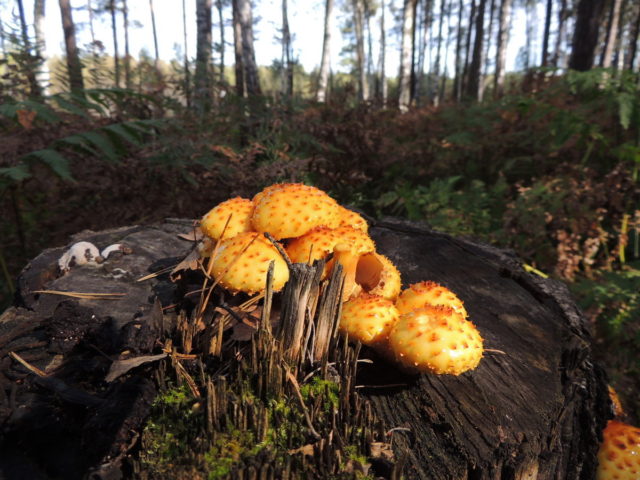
[58,0,84,91]
[453,0,465,101]
[34,0,49,95]
[237,0,261,95]
[122,0,131,88]
[628,3,640,70]
[109,0,120,87]
[378,0,387,105]
[217,0,225,84]
[353,0,369,101]
[494,0,512,97]
[601,0,622,68]
[569,0,607,71]
[317,0,334,102]
[466,0,486,100]
[232,0,244,97]
[461,0,476,96]
[433,0,446,106]
[195,0,213,110]
[182,0,191,107]
[553,0,568,67]
[398,0,417,111]
[149,0,160,68]
[281,0,293,97]
[17,0,42,97]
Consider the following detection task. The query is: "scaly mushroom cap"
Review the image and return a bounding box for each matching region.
[395,281,468,317]
[388,305,483,375]
[338,206,369,232]
[597,420,640,480]
[285,226,339,265]
[356,253,402,301]
[251,183,341,240]
[339,293,400,348]
[201,197,255,241]
[251,183,287,206]
[211,232,289,294]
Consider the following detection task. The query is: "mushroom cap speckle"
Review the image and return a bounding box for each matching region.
[201,197,255,241]
[395,281,468,318]
[337,206,369,232]
[251,183,341,240]
[212,232,289,294]
[596,420,640,480]
[340,293,400,347]
[388,305,483,375]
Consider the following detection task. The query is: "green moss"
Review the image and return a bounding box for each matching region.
[300,376,339,409]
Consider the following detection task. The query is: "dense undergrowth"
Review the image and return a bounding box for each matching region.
[1,68,639,422]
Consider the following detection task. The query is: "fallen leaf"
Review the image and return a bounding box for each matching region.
[17,109,36,129]
[105,353,167,382]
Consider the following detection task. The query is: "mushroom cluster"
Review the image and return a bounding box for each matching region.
[199,183,483,376]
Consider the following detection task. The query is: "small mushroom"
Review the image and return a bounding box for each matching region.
[596,420,640,480]
[339,293,399,349]
[201,197,255,241]
[395,281,468,318]
[211,232,289,294]
[251,183,341,240]
[388,305,483,375]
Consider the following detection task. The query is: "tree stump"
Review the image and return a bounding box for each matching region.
[0,218,610,479]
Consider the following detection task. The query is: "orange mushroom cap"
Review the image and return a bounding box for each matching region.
[597,420,640,480]
[356,253,402,301]
[339,293,400,348]
[337,206,369,232]
[251,183,341,240]
[200,197,255,241]
[211,232,289,294]
[395,281,468,318]
[388,305,483,375]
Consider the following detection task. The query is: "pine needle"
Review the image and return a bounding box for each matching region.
[32,290,126,299]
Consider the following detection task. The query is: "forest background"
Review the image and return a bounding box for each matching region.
[1,0,639,425]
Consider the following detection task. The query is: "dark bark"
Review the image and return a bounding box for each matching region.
[466,0,486,100]
[58,0,84,91]
[453,0,465,101]
[237,0,261,96]
[480,0,495,100]
[216,0,225,84]
[432,0,446,105]
[569,0,607,71]
[195,0,213,110]
[109,0,120,87]
[541,0,553,66]
[628,2,640,70]
[149,0,160,67]
[281,0,293,97]
[599,0,622,68]
[493,0,512,97]
[461,0,476,96]
[232,0,245,97]
[353,0,369,101]
[16,0,41,98]
[122,0,131,88]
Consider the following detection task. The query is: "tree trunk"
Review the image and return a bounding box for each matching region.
[612,0,628,71]
[365,2,375,97]
[493,0,512,97]
[216,0,225,84]
[16,0,42,98]
[378,0,387,105]
[195,0,213,111]
[438,3,451,102]
[600,0,622,68]
[109,0,120,88]
[553,0,568,67]
[353,0,369,101]
[316,0,334,102]
[569,0,607,71]
[0,18,5,58]
[281,0,293,97]
[628,2,640,70]
[182,0,191,107]
[149,0,160,68]
[122,0,131,89]
[453,0,465,101]
[479,0,495,100]
[232,0,245,97]
[58,0,84,92]
[33,0,49,95]
[466,0,485,100]
[398,0,418,112]
[432,0,446,106]
[461,0,476,96]
[237,0,261,96]
[540,0,553,66]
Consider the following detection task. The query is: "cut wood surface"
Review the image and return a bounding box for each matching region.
[0,218,610,479]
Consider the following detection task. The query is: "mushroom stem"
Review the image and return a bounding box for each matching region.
[333,243,361,301]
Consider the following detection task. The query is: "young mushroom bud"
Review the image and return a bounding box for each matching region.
[211,232,289,294]
[596,420,640,480]
[201,197,255,241]
[388,305,483,375]
[339,293,400,349]
[395,281,468,318]
[251,183,341,240]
